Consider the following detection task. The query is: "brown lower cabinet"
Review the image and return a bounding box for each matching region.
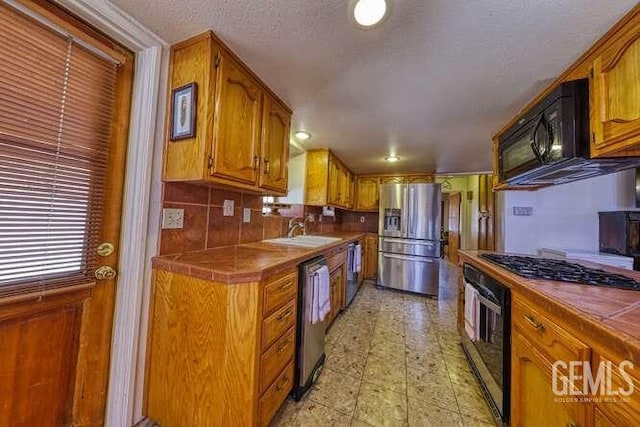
[364,234,378,280]
[510,294,640,426]
[326,266,343,328]
[511,331,589,426]
[145,268,298,427]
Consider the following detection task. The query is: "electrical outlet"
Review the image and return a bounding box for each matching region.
[360,216,366,223]
[513,206,533,216]
[243,208,251,223]
[307,214,315,223]
[223,200,234,217]
[162,208,184,229]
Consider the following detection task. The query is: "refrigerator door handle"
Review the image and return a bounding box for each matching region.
[408,186,415,238]
[382,238,435,246]
[402,185,409,237]
[382,253,435,263]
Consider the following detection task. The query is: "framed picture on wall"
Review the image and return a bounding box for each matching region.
[170,82,197,140]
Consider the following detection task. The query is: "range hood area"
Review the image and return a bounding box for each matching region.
[496,78,640,188]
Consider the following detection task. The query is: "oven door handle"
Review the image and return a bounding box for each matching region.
[476,293,501,315]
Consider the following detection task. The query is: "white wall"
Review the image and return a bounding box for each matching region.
[500,170,636,254]
[278,152,306,204]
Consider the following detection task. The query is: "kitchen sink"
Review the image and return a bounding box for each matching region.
[263,235,343,248]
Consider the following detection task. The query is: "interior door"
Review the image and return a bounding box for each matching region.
[212,50,263,185]
[259,94,290,193]
[0,3,133,425]
[447,192,461,264]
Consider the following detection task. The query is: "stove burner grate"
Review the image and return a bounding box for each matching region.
[480,253,640,291]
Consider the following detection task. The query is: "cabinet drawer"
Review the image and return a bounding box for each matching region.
[513,298,590,375]
[259,361,294,427]
[263,271,298,318]
[260,328,295,394]
[327,249,346,272]
[262,299,296,351]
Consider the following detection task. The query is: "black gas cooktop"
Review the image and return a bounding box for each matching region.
[480,253,640,291]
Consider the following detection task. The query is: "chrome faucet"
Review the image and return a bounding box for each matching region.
[288,217,306,237]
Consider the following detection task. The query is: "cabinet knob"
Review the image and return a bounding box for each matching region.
[263,159,270,174]
[253,155,260,171]
[566,422,577,427]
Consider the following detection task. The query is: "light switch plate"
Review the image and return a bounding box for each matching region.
[223,200,234,217]
[243,208,251,223]
[162,208,184,229]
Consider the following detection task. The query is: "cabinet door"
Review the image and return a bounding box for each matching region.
[380,176,405,184]
[339,167,349,207]
[364,236,378,280]
[212,51,263,185]
[407,175,433,183]
[511,332,588,427]
[329,267,343,321]
[328,159,341,205]
[356,177,379,211]
[590,25,640,155]
[259,95,290,194]
[350,174,355,209]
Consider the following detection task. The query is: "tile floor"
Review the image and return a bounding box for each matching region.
[271,260,497,427]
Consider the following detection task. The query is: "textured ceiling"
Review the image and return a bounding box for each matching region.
[111,0,637,174]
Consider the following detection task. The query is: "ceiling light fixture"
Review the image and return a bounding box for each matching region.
[385,156,399,163]
[352,0,388,28]
[294,131,311,141]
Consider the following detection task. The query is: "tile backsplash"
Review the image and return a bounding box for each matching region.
[159,182,379,255]
[159,182,288,255]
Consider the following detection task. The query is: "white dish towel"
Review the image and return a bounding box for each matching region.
[354,244,362,273]
[464,282,480,342]
[310,265,331,324]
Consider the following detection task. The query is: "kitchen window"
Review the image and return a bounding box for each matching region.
[0,3,121,298]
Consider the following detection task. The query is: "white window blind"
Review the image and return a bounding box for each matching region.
[0,3,118,298]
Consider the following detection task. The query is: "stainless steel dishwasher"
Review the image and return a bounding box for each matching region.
[291,256,327,400]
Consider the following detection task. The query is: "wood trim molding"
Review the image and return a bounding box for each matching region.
[51,1,167,426]
[54,0,165,50]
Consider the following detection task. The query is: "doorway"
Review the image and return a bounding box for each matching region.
[441,191,462,264]
[0,2,134,425]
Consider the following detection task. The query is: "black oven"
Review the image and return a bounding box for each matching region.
[461,263,511,424]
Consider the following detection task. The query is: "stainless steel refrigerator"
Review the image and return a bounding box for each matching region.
[377,183,442,296]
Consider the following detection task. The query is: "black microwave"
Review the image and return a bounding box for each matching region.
[498,79,591,185]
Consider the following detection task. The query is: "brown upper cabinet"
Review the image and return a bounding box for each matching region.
[355,177,379,211]
[304,148,434,211]
[493,5,640,190]
[590,18,640,157]
[163,31,292,196]
[354,174,434,212]
[305,149,354,209]
[259,94,291,193]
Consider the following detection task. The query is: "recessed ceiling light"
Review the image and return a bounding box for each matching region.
[353,0,388,27]
[385,156,399,163]
[294,131,311,141]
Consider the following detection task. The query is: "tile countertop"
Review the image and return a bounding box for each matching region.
[459,250,640,362]
[151,232,370,284]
